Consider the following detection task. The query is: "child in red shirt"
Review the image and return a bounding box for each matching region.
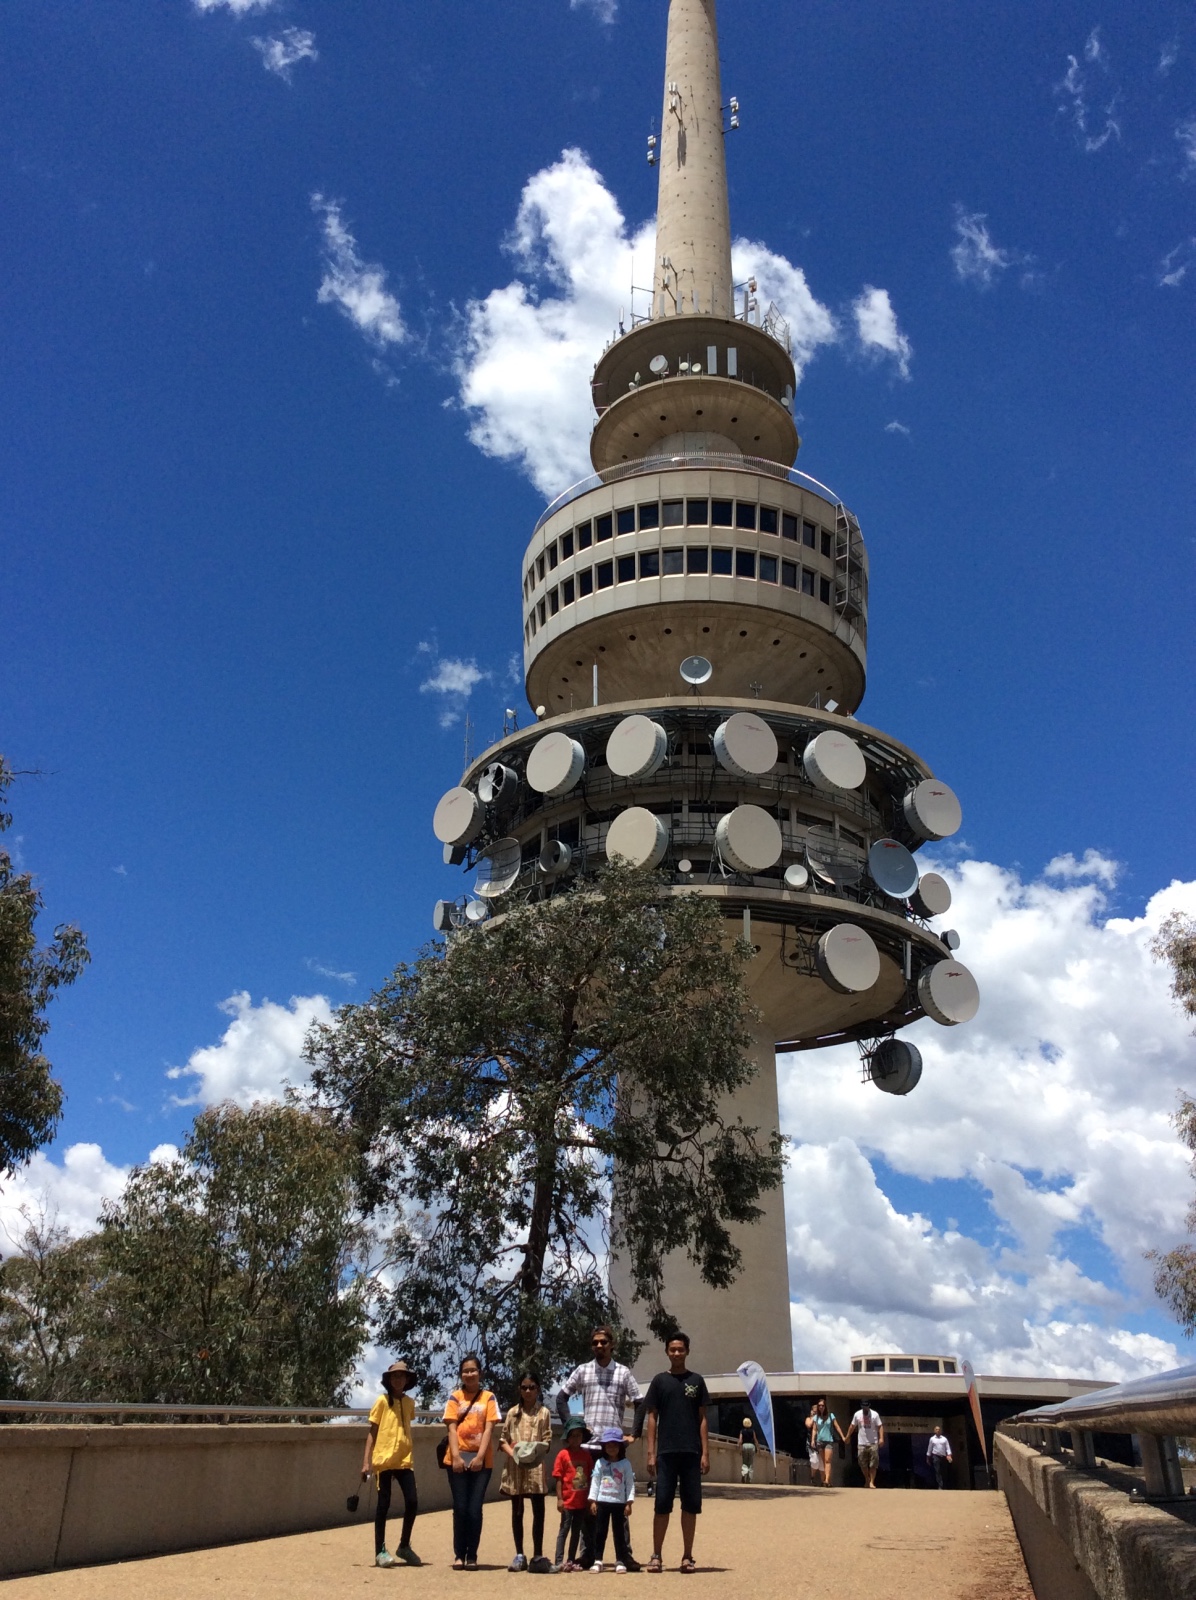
[551,1420,592,1572]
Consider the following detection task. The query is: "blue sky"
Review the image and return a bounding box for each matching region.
[3,0,1195,1379]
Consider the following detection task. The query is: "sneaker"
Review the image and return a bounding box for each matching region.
[465,1559,478,1571]
[614,1564,627,1575]
[550,1563,564,1575]
[530,1557,553,1574]
[375,1551,398,1568]
[589,1562,602,1574]
[622,1558,642,1573]
[510,1555,529,1572]
[396,1546,422,1566]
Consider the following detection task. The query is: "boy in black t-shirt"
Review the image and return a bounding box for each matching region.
[641,1334,709,1573]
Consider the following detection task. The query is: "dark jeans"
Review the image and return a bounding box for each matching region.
[932,1456,949,1489]
[448,1466,492,1561]
[554,1507,584,1567]
[375,1468,418,1554]
[510,1493,546,1557]
[592,1502,631,1566]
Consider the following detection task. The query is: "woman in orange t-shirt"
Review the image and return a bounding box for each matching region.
[443,1353,501,1569]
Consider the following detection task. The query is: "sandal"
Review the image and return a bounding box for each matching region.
[679,1557,697,1574]
[452,1558,465,1570]
[647,1556,663,1573]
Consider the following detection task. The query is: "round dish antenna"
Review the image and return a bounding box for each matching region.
[432,899,454,933]
[538,840,573,877]
[606,715,668,780]
[867,838,920,900]
[605,807,669,869]
[714,713,778,778]
[433,787,483,848]
[679,655,713,687]
[474,837,522,899]
[918,959,979,1025]
[805,826,863,887]
[870,1039,923,1096]
[649,354,669,375]
[478,763,518,809]
[911,872,952,919]
[677,858,694,874]
[941,929,961,951]
[815,924,881,994]
[803,730,866,793]
[527,732,586,796]
[464,899,490,925]
[903,779,962,841]
[783,862,809,891]
[716,806,783,874]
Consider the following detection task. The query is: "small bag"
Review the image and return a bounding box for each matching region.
[513,1438,549,1468]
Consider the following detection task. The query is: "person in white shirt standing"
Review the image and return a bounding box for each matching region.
[555,1325,643,1441]
[844,1403,885,1488]
[926,1425,953,1489]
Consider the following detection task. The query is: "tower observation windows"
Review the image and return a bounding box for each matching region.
[597,560,614,588]
[617,509,636,536]
[821,529,833,557]
[687,499,709,524]
[538,599,546,625]
[562,576,575,605]
[549,587,559,615]
[596,515,613,541]
[537,554,546,581]
[548,542,558,570]
[578,521,593,549]
[561,531,574,559]
[782,513,798,541]
[735,550,756,578]
[638,502,660,530]
[711,547,733,575]
[759,554,778,583]
[802,568,815,596]
[663,548,684,574]
[712,499,733,527]
[579,567,594,597]
[617,555,636,583]
[782,560,798,589]
[639,550,660,578]
[819,576,831,604]
[663,500,684,527]
[802,520,817,549]
[735,502,757,531]
[760,507,779,535]
[687,547,709,573]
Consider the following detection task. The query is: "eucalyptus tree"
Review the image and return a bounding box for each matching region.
[1149,913,1196,1333]
[306,865,784,1392]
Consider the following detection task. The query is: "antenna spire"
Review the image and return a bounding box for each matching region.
[654,0,734,320]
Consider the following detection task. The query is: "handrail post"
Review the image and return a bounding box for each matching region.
[1138,1432,1185,1498]
[1072,1430,1096,1469]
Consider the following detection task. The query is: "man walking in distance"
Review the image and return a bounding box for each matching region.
[844,1401,884,1489]
[926,1425,953,1489]
[557,1326,643,1569]
[642,1333,709,1573]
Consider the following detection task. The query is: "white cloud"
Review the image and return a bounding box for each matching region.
[166,991,333,1109]
[311,195,406,350]
[571,0,617,22]
[1158,239,1196,287]
[884,420,910,437]
[950,207,1027,289]
[420,654,489,727]
[1158,40,1179,76]
[1177,120,1196,175]
[452,149,838,497]
[1055,32,1121,153]
[305,958,357,986]
[193,0,276,13]
[779,861,1196,1382]
[0,1142,176,1251]
[252,27,317,80]
[851,286,912,379]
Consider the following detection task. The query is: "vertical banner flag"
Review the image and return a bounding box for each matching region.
[736,1361,777,1463]
[961,1359,987,1466]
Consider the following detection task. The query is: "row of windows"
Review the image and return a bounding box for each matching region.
[851,1356,958,1375]
[526,501,835,595]
[525,548,835,637]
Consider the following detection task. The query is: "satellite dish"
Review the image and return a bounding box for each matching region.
[526,732,586,796]
[464,899,490,925]
[677,858,694,874]
[870,1039,923,1096]
[903,779,962,841]
[783,862,809,891]
[605,807,669,868]
[815,923,881,994]
[538,840,573,877]
[805,826,863,887]
[479,763,518,808]
[941,929,961,951]
[918,959,979,1026]
[911,872,952,918]
[679,655,713,687]
[474,837,522,899]
[803,730,866,793]
[606,715,668,780]
[691,362,702,374]
[716,806,783,874]
[867,838,920,899]
[649,354,669,375]
[433,900,454,933]
[433,787,484,847]
[713,713,778,778]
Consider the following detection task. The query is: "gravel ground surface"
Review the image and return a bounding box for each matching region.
[5,1487,1033,1600]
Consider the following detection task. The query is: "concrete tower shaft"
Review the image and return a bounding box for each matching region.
[654,0,734,320]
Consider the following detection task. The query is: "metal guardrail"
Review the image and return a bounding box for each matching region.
[1003,1361,1196,1501]
[532,454,846,536]
[0,1400,444,1424]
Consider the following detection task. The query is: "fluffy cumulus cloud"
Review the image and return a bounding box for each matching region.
[166,990,333,1108]
[418,642,490,727]
[1055,28,1121,153]
[0,1142,178,1254]
[311,195,406,350]
[779,860,1196,1380]
[252,27,317,80]
[851,286,912,378]
[453,150,839,497]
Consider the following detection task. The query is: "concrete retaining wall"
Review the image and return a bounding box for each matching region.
[0,1421,793,1577]
[994,1432,1196,1600]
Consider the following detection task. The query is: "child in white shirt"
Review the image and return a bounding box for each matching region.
[588,1428,636,1573]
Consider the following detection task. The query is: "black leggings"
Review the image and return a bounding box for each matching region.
[510,1494,546,1557]
[592,1503,631,1565]
[375,1468,418,1554]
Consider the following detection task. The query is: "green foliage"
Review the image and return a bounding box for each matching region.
[0,1103,369,1407]
[306,865,784,1396]
[1148,919,1196,1335]
[0,757,90,1175]
[1153,913,1196,1027]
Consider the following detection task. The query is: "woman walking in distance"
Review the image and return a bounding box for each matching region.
[443,1354,501,1570]
[810,1398,845,1487]
[499,1371,554,1572]
[361,1360,422,1568]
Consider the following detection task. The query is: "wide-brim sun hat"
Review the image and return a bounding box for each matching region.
[381,1360,420,1390]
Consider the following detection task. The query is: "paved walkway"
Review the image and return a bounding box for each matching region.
[5,1488,1033,1600]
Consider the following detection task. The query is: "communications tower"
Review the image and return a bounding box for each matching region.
[431,0,979,1375]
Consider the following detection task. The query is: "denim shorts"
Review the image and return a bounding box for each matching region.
[654,1452,702,1516]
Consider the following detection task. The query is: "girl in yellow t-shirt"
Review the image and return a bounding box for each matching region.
[361,1360,421,1568]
